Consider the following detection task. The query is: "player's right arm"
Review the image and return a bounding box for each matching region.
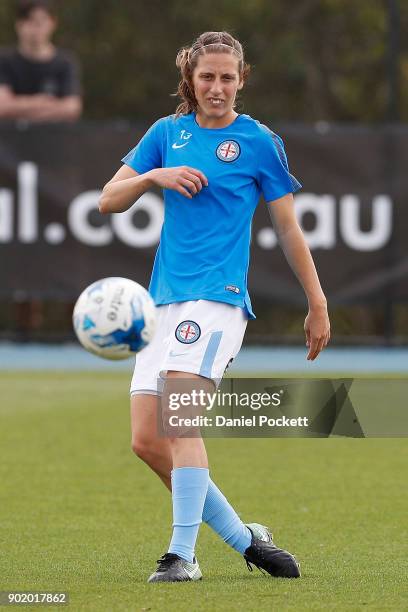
[99,165,208,214]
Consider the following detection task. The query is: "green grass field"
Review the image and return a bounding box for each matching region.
[0,372,407,611]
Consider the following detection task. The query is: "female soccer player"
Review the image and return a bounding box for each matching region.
[99,31,330,583]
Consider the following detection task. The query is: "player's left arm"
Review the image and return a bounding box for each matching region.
[267,193,330,360]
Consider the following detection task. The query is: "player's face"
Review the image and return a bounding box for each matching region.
[16,8,57,48]
[192,53,243,128]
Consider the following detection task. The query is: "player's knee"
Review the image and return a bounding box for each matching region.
[131,436,150,460]
[131,436,163,466]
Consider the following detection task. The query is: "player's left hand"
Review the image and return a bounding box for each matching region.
[304,305,330,361]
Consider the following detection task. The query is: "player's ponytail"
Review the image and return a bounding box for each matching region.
[173,31,251,117]
[174,47,197,116]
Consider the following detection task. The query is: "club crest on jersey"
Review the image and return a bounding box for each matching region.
[216,140,241,162]
[175,320,201,344]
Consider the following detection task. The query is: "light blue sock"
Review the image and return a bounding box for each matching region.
[202,478,252,554]
[168,467,209,563]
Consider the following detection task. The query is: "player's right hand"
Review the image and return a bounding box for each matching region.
[149,166,208,199]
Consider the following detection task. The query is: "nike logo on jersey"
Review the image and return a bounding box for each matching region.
[172,129,192,149]
[172,142,189,149]
[169,350,186,357]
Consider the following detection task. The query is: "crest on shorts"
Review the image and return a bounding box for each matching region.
[175,320,201,344]
[216,140,241,162]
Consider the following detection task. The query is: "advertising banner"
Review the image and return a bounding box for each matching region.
[1,123,407,302]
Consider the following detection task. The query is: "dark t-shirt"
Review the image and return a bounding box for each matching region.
[0,48,81,97]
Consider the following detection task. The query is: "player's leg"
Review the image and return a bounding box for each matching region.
[130,305,203,581]
[131,390,299,579]
[161,302,255,559]
[130,392,172,489]
[146,370,210,581]
[131,387,206,582]
[131,390,299,578]
[130,386,253,553]
[161,301,300,578]
[147,300,252,582]
[132,301,299,579]
[131,386,256,555]
[129,300,248,561]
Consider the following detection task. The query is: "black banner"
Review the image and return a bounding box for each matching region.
[0,122,407,302]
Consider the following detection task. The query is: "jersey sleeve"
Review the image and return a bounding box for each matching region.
[257,128,302,202]
[121,119,165,174]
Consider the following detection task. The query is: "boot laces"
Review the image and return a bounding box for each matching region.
[155,553,180,571]
[245,557,268,577]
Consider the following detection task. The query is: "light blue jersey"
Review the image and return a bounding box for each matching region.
[122,113,301,318]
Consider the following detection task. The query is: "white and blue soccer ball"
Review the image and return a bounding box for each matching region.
[73,277,156,360]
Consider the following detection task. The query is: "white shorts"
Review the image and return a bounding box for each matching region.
[130,300,247,395]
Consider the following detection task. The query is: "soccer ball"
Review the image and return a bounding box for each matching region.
[73,277,156,360]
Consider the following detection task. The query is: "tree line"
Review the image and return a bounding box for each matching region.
[0,0,407,123]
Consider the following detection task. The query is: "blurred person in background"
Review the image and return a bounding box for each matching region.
[0,0,82,337]
[0,0,82,122]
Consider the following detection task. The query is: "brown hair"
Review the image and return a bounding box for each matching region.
[16,0,56,21]
[174,31,251,116]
